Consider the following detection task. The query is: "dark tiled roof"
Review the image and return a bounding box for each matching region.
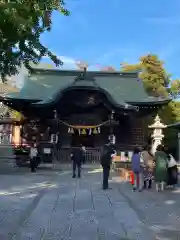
[5,68,170,107]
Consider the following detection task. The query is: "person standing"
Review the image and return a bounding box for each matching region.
[154,145,168,192]
[165,148,178,188]
[100,143,114,190]
[71,146,83,178]
[141,145,154,189]
[29,144,38,172]
[131,148,143,192]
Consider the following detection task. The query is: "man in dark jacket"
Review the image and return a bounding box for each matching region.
[71,146,84,178]
[100,143,115,190]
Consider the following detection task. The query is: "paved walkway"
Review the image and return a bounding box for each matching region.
[0,168,180,239]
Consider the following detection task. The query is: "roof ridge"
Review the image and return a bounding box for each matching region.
[31,68,139,78]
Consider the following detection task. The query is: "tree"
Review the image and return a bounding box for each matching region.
[170,80,180,99]
[121,54,170,97]
[9,109,23,121]
[0,0,70,82]
[121,54,180,99]
[121,54,180,154]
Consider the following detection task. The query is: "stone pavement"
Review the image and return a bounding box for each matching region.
[0,168,180,239]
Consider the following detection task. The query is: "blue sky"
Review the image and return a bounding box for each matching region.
[40,0,180,79]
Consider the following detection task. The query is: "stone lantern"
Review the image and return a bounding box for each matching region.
[148,115,167,155]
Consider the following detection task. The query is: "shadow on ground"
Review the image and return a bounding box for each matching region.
[0,167,180,239]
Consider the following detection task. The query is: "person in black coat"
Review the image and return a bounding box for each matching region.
[100,143,115,190]
[71,146,84,178]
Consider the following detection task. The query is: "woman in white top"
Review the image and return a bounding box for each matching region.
[165,147,178,188]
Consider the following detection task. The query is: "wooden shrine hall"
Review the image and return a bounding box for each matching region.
[0,66,170,162]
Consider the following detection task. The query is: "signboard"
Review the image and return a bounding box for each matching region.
[44,148,51,154]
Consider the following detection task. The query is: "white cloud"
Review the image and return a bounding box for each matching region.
[42,54,78,69]
[59,55,76,65]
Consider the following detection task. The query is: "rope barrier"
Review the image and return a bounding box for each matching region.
[58,119,111,129]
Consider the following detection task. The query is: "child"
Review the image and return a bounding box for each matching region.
[131,148,143,191]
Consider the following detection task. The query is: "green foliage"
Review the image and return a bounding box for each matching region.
[121,54,180,100]
[121,54,180,152]
[9,109,24,121]
[121,54,169,97]
[170,80,180,99]
[0,0,70,82]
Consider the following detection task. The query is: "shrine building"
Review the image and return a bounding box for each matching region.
[0,66,170,161]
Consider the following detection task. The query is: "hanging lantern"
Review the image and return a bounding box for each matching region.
[93,128,97,134]
[97,127,100,133]
[78,129,81,135]
[81,129,86,135]
[89,128,92,135]
[68,127,71,133]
